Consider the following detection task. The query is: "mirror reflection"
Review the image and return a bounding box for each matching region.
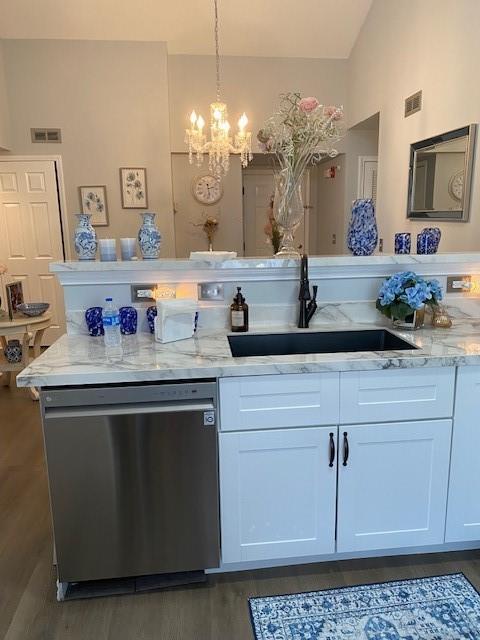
[408,126,476,222]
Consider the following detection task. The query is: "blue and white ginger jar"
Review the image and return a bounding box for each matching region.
[138,212,161,259]
[417,227,441,254]
[74,213,97,260]
[347,199,378,256]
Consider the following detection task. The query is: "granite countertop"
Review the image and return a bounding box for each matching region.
[16,320,480,388]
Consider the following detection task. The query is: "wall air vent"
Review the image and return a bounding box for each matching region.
[31,128,62,143]
[404,91,422,118]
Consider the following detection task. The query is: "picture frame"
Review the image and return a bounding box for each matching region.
[79,185,109,226]
[6,281,24,320]
[120,168,148,209]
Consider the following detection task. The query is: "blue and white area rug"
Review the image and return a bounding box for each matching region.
[249,573,480,639]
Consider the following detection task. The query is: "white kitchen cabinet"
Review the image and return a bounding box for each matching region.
[220,426,337,563]
[340,367,455,424]
[337,419,452,553]
[446,366,480,542]
[219,373,339,431]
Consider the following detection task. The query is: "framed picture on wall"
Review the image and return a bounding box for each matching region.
[120,168,148,208]
[79,185,109,226]
[6,281,24,320]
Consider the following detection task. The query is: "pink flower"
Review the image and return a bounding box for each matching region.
[299,97,320,113]
[323,105,342,121]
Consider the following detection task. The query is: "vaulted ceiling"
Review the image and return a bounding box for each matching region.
[0,0,372,59]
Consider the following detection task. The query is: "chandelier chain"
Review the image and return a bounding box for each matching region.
[214,0,221,102]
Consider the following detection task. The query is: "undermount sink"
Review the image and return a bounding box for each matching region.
[228,329,418,358]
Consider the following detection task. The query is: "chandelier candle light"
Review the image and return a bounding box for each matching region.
[185,0,252,178]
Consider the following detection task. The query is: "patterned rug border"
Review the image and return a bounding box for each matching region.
[248,572,480,640]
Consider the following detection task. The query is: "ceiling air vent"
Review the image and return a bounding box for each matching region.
[404,91,422,118]
[31,128,62,143]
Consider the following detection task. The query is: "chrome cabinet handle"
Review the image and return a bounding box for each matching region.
[343,431,349,467]
[328,432,335,467]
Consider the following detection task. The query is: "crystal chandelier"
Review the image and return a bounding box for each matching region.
[185,0,252,178]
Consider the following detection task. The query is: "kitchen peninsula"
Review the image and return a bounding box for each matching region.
[16,254,480,597]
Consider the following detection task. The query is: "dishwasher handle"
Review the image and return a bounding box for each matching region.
[44,401,215,420]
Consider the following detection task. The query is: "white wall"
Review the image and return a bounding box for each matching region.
[348,0,480,253]
[168,55,348,153]
[172,153,243,257]
[2,40,175,256]
[0,42,10,151]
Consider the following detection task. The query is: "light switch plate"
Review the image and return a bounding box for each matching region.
[131,284,156,302]
[446,275,473,293]
[198,283,224,301]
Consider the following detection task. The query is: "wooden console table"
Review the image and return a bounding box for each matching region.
[0,315,51,399]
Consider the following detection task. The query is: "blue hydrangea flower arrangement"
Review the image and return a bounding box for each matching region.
[376,271,443,320]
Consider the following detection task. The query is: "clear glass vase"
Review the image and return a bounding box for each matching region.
[392,305,425,330]
[273,171,304,259]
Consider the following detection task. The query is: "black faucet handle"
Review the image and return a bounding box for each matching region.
[312,285,318,300]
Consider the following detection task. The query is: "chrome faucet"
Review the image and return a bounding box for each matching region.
[298,254,318,328]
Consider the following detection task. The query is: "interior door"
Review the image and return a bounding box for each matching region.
[220,426,337,563]
[357,156,378,205]
[242,170,306,256]
[337,420,452,553]
[0,160,65,344]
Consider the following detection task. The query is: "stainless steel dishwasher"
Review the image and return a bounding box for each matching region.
[40,381,220,585]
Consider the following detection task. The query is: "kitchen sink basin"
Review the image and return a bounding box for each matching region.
[228,329,418,358]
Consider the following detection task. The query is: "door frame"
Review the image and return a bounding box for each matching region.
[0,154,71,260]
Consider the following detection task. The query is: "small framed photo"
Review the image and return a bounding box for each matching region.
[6,281,24,320]
[79,185,109,226]
[120,168,148,208]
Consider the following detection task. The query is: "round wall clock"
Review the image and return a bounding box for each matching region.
[192,174,223,205]
[448,170,464,202]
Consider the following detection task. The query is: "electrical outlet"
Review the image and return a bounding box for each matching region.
[198,283,224,301]
[446,275,473,293]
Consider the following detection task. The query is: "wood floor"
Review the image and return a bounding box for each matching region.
[2,383,480,639]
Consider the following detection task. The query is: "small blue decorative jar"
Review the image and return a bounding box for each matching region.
[74,213,97,260]
[4,339,22,364]
[394,232,411,254]
[138,212,161,259]
[146,306,157,333]
[85,306,104,336]
[119,306,138,335]
[347,199,378,256]
[417,227,441,254]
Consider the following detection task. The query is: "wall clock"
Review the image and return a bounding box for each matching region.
[192,174,223,205]
[448,170,464,202]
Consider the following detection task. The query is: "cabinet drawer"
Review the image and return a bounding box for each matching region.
[219,373,339,431]
[339,367,455,424]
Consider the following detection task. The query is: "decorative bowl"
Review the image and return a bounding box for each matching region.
[17,302,50,317]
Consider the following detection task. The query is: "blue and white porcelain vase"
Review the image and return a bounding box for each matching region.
[4,339,22,364]
[74,213,97,260]
[138,212,161,259]
[347,199,378,256]
[417,227,441,254]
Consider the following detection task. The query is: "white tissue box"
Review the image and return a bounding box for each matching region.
[154,299,198,343]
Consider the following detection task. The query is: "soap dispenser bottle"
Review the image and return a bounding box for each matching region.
[230,287,249,332]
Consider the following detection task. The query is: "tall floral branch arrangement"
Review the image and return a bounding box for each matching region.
[257,93,344,256]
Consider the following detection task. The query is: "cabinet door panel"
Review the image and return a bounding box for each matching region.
[220,427,337,563]
[340,368,455,424]
[337,420,451,553]
[219,374,339,431]
[446,366,480,542]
